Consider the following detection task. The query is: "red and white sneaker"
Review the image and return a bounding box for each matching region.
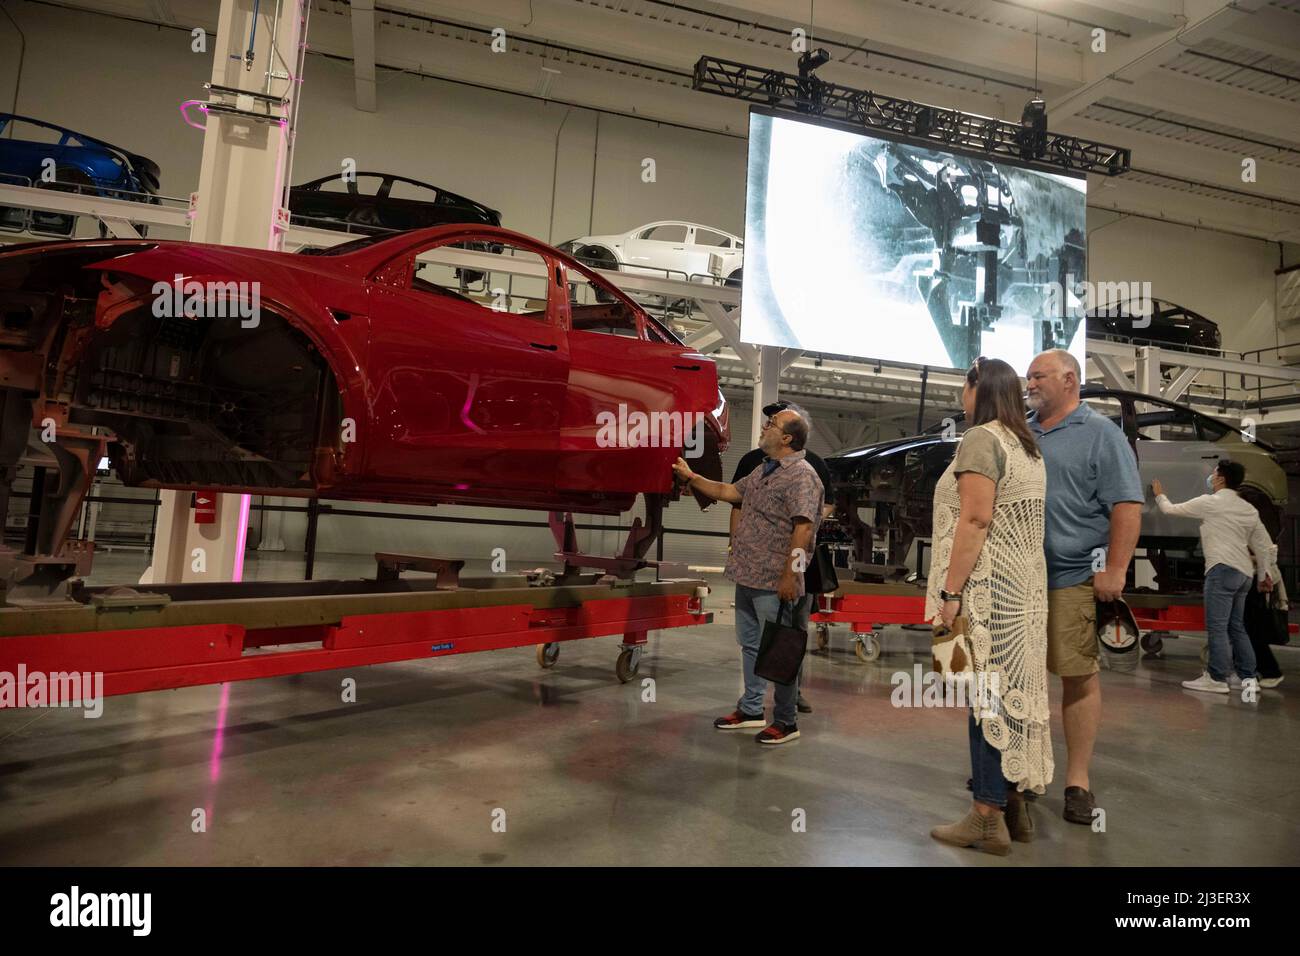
[755,722,800,745]
[714,710,765,730]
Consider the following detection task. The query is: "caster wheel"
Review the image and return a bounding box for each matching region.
[854,633,881,663]
[616,647,642,683]
[816,624,830,651]
[537,642,560,669]
[1140,632,1164,655]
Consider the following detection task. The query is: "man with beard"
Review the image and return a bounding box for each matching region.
[673,403,824,745]
[728,401,836,715]
[1025,349,1142,824]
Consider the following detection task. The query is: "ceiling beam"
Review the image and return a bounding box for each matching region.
[1112,68,1300,147]
[148,0,176,25]
[703,0,1083,88]
[403,0,1012,117]
[1060,115,1300,204]
[1058,0,1182,30]
[351,0,378,112]
[1218,5,1300,63]
[1087,174,1300,242]
[1049,0,1270,123]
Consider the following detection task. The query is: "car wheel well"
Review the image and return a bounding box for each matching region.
[69,304,343,491]
[573,244,620,269]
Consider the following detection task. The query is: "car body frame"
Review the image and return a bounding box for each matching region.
[0,114,161,237]
[1087,298,1222,352]
[287,172,501,235]
[559,220,744,284]
[0,225,729,599]
[825,385,1285,589]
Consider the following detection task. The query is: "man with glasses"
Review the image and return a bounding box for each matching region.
[673,403,824,745]
[727,401,835,714]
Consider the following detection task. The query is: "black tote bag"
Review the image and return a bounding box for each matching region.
[803,542,840,595]
[1245,586,1290,647]
[755,600,807,686]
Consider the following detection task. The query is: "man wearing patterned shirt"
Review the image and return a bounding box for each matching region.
[729,403,836,715]
[672,403,824,745]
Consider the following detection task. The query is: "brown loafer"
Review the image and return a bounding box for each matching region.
[1063,786,1096,826]
[1004,790,1035,842]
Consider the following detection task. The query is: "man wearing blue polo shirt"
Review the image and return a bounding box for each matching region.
[1026,349,1143,826]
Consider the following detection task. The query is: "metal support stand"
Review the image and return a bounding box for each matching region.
[549,494,667,579]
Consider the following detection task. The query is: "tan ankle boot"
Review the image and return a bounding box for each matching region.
[1004,790,1035,843]
[930,806,1012,856]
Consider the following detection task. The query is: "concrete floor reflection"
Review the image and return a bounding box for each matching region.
[1,557,1296,866]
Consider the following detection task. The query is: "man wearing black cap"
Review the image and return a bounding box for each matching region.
[672,402,825,744]
[729,401,835,714]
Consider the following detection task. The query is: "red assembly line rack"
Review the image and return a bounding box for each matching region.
[0,555,711,704]
[809,581,1294,663]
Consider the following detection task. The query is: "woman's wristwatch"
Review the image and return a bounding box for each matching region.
[939,588,962,605]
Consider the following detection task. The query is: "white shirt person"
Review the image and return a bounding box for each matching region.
[1152,465,1273,694]
[1153,485,1275,584]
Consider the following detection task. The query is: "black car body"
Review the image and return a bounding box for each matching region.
[287,172,501,234]
[825,386,1285,591]
[1087,298,1222,352]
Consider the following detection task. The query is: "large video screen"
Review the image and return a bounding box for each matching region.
[741,109,1087,372]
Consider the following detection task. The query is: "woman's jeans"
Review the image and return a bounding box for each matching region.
[968,713,1010,808]
[1204,563,1257,682]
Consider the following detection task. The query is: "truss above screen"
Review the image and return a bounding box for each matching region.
[692,56,1132,178]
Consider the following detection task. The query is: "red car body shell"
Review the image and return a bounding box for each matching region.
[1,225,729,515]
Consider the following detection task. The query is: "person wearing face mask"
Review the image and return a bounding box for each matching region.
[1152,460,1275,698]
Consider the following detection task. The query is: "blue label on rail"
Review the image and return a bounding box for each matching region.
[430,642,455,653]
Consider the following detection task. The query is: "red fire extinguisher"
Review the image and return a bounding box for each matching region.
[192,491,218,525]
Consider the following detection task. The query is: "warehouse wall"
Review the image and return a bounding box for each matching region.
[2,1,1292,569]
[0,3,745,239]
[1087,209,1285,356]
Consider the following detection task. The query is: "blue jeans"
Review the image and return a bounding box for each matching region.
[1204,564,1256,682]
[969,713,1011,808]
[734,584,802,725]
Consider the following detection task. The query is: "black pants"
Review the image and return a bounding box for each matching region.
[1243,587,1284,680]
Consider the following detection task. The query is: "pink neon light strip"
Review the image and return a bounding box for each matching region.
[209,680,231,783]
[460,372,486,435]
[179,99,208,131]
[231,494,252,583]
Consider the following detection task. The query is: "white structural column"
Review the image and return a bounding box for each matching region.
[750,347,780,449]
[144,0,307,586]
[350,0,377,112]
[1134,345,1161,439]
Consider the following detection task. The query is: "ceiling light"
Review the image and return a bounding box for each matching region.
[1018,97,1048,161]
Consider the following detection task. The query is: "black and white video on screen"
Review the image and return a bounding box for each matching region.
[741,109,1088,373]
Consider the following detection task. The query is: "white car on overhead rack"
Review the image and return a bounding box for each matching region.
[558,221,744,286]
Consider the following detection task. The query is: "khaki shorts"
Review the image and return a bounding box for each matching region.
[1047,581,1099,678]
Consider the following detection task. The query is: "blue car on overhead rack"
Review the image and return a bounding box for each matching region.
[0,113,161,237]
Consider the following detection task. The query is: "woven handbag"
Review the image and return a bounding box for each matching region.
[931,613,974,678]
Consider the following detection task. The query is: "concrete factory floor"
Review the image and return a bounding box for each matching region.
[1,552,1297,866]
